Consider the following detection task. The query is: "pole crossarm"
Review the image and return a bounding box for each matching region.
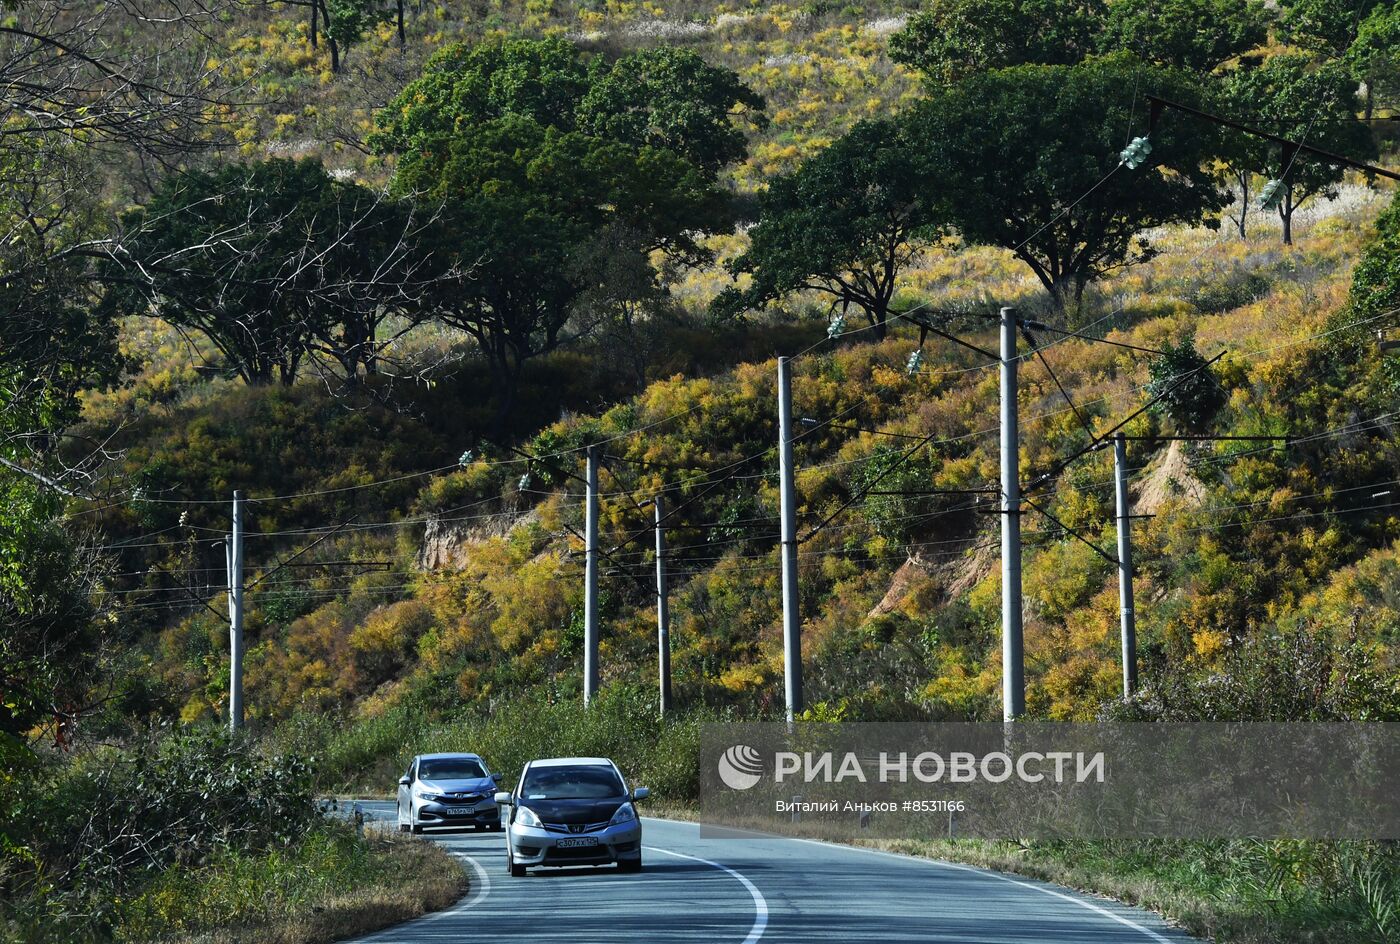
[1146,94,1400,183]
[244,516,360,593]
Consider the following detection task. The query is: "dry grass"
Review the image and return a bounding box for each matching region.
[158,833,466,944]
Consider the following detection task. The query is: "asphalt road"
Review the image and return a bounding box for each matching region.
[345,800,1198,943]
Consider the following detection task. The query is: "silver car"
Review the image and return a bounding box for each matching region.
[397,752,504,833]
[494,756,649,876]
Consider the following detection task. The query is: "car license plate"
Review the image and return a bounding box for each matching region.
[444,808,469,816]
[556,836,598,848]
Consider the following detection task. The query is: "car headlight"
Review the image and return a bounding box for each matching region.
[515,806,542,828]
[608,803,636,826]
[418,792,448,802]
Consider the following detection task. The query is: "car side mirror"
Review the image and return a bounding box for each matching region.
[632,787,650,801]
[494,791,513,806]
[492,773,503,783]
[398,776,412,786]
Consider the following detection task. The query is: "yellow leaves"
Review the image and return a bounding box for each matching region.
[870,364,904,390]
[719,662,768,693]
[1192,628,1229,663]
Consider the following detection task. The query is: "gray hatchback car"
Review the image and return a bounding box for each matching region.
[494,757,649,876]
[397,752,504,833]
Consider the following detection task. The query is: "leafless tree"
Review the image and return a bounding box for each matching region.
[0,1,257,163]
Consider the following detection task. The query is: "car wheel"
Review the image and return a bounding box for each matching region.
[618,856,642,873]
[410,806,424,835]
[507,848,526,878]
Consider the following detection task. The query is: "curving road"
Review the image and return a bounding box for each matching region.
[347,801,1197,943]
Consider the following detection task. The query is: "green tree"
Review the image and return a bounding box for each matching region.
[1346,191,1400,326]
[373,38,760,418]
[712,119,943,338]
[367,37,595,153]
[0,479,107,740]
[371,39,764,183]
[324,0,393,67]
[1146,334,1226,433]
[1098,0,1271,72]
[905,56,1230,315]
[577,47,767,175]
[1278,0,1387,56]
[394,115,726,414]
[1223,56,1374,245]
[0,141,118,741]
[888,0,1105,83]
[1347,3,1400,118]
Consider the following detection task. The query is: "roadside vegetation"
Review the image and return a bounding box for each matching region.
[3,1,1400,942]
[0,731,463,943]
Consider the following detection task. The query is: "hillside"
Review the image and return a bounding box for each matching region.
[5,0,1400,940]
[100,184,1397,732]
[213,1,922,188]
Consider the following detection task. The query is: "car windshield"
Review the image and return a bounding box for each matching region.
[521,765,625,800]
[419,758,486,780]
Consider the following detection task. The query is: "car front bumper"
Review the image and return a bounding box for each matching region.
[507,820,643,867]
[415,800,500,827]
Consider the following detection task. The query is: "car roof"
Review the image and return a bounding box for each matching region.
[526,757,615,768]
[416,752,484,761]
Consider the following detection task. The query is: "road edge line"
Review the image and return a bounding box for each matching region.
[643,817,1175,944]
[779,835,1174,944]
[353,849,490,942]
[645,845,768,944]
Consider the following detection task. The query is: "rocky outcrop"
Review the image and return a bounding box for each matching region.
[868,539,993,618]
[417,507,538,571]
[1136,439,1211,515]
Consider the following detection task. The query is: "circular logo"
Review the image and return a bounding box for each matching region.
[717,744,764,790]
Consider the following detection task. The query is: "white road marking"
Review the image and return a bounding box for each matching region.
[356,849,491,942]
[778,834,1175,944]
[645,845,768,944]
[446,851,492,913]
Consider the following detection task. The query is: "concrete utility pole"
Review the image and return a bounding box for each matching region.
[1112,433,1138,697]
[777,356,803,723]
[584,445,600,705]
[654,495,673,715]
[1000,308,1025,721]
[227,490,245,732]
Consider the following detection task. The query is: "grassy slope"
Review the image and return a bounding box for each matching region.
[116,826,466,944]
[172,184,1391,727]
[216,1,922,188]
